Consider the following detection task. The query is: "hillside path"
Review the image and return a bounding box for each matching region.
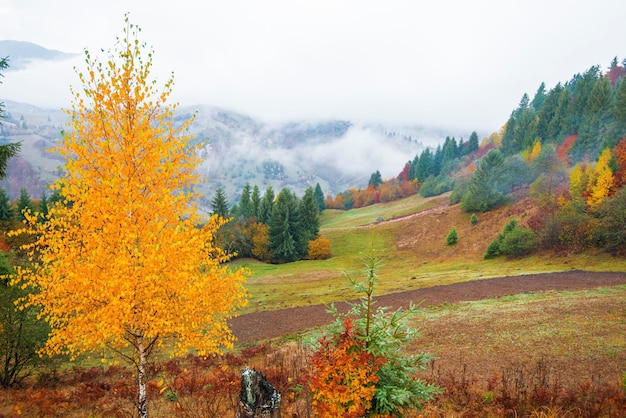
[229,271,626,345]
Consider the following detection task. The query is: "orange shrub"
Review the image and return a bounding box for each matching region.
[308,318,384,418]
[251,222,271,262]
[307,236,331,260]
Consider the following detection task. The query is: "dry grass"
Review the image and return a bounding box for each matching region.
[411,286,626,417]
[1,287,624,417]
[3,195,624,416]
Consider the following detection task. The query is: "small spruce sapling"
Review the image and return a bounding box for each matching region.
[446,226,458,246]
[308,231,441,417]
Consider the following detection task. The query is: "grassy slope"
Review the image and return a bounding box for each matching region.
[235,194,626,415]
[236,193,624,314]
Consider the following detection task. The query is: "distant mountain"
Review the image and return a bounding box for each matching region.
[0,100,465,210]
[0,40,78,70]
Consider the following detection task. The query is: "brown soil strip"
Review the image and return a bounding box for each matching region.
[229,271,626,344]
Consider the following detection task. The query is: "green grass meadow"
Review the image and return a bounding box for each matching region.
[234,194,625,314]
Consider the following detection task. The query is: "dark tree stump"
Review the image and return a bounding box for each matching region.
[236,367,281,418]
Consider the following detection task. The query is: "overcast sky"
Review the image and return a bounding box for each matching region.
[1,0,626,133]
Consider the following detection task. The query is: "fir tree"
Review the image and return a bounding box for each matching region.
[441,136,457,172]
[251,185,261,219]
[314,183,325,212]
[238,182,252,220]
[500,114,517,156]
[258,186,275,224]
[574,76,612,161]
[299,186,320,244]
[607,77,626,148]
[368,170,383,188]
[461,150,506,212]
[431,145,442,177]
[563,66,601,136]
[16,188,32,222]
[536,83,563,142]
[268,188,304,263]
[0,58,22,179]
[409,154,419,181]
[38,191,49,222]
[549,86,571,141]
[0,188,12,222]
[467,131,479,154]
[531,82,547,111]
[416,148,433,181]
[211,187,229,218]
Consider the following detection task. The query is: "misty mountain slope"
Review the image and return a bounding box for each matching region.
[0,100,446,208]
[185,105,433,209]
[0,40,78,70]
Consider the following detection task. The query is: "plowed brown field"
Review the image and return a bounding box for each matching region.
[230,271,626,344]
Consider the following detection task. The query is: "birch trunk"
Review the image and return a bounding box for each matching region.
[136,336,148,418]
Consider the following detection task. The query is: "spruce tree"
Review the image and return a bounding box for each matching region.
[48,189,64,206]
[416,148,433,181]
[574,76,612,161]
[500,114,517,156]
[564,66,600,136]
[314,183,325,212]
[16,188,32,222]
[431,145,442,177]
[211,187,229,218]
[536,83,563,142]
[368,170,382,188]
[39,191,49,222]
[608,77,626,146]
[0,58,22,179]
[268,188,304,263]
[517,107,538,151]
[548,86,570,141]
[467,131,479,154]
[446,226,458,245]
[441,136,457,171]
[238,182,252,219]
[251,185,261,219]
[531,82,547,111]
[409,154,419,181]
[0,188,12,222]
[461,150,506,212]
[299,186,320,243]
[258,186,275,224]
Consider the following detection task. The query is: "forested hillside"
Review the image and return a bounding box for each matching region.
[204,57,626,264]
[313,57,626,257]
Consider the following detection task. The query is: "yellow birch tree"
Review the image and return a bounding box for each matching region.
[10,18,247,418]
[586,148,615,209]
[569,163,588,204]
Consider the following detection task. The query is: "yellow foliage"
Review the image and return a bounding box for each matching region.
[569,163,587,203]
[10,23,247,361]
[529,140,542,162]
[308,235,332,260]
[586,148,615,209]
[484,124,506,148]
[251,222,271,262]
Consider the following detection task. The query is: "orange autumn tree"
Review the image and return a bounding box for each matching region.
[10,18,247,418]
[309,318,384,418]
